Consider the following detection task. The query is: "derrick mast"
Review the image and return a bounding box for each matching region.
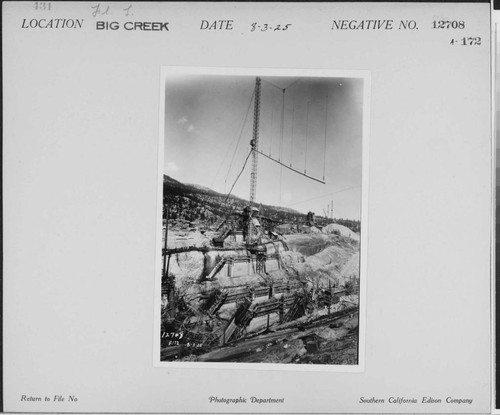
[249,77,261,205]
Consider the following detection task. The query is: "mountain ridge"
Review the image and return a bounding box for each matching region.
[162,175,360,233]
[163,174,307,224]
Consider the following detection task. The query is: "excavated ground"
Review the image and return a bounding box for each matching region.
[283,233,360,288]
[163,229,361,364]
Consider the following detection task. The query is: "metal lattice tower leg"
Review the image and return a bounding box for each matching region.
[249,77,261,204]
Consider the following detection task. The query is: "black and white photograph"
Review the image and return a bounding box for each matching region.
[157,69,369,365]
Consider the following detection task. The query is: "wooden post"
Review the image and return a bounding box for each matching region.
[266,285,273,331]
[162,202,169,279]
[279,295,284,323]
[328,280,332,316]
[168,277,176,320]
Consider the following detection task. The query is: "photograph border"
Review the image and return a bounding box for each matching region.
[153,66,371,372]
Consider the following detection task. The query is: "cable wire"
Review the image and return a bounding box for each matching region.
[224,91,255,186]
[211,88,254,188]
[288,185,361,207]
[262,79,282,91]
[224,149,253,204]
[323,94,328,181]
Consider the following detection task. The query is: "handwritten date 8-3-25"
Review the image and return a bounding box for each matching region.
[251,23,292,32]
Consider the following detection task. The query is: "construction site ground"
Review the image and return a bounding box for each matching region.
[180,311,358,364]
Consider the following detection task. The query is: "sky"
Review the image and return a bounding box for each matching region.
[163,74,365,220]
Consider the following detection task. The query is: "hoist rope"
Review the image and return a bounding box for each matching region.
[279,90,285,162]
[211,89,254,188]
[290,105,295,167]
[224,91,255,186]
[262,79,282,91]
[269,109,274,156]
[323,94,328,181]
[304,101,309,174]
[279,89,285,205]
[224,149,253,204]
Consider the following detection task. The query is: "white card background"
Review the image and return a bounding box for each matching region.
[3,2,492,413]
